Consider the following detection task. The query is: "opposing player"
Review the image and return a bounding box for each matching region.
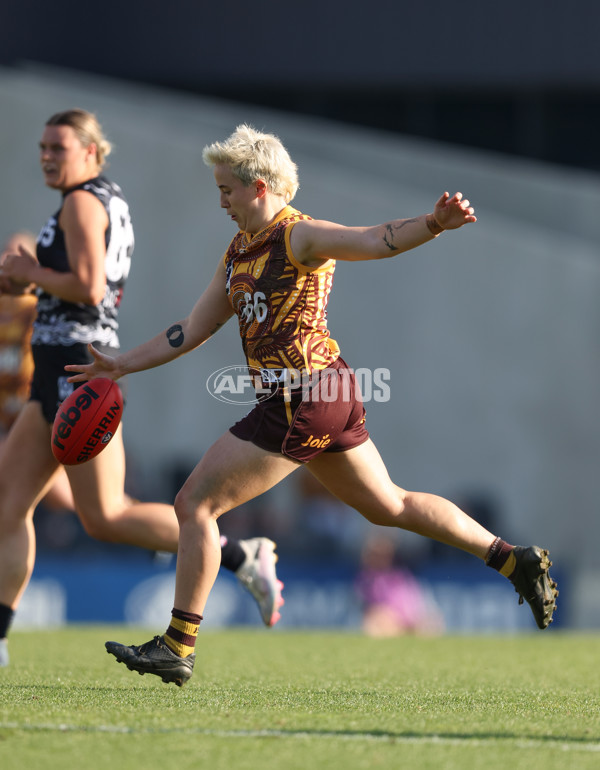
[66,124,558,686]
[0,112,283,668]
[0,231,75,514]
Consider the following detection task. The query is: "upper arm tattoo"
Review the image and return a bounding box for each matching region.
[208,321,225,337]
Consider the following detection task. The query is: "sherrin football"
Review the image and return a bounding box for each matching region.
[51,378,123,465]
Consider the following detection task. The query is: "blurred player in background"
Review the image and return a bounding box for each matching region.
[67,124,558,687]
[0,232,38,433]
[0,112,283,668]
[0,231,75,513]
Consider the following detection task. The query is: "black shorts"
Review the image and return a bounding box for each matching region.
[30,343,125,424]
[230,357,369,463]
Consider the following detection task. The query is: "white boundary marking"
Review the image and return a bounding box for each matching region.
[0,722,599,752]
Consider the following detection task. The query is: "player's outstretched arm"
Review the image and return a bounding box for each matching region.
[65,344,120,382]
[66,260,234,383]
[291,191,476,266]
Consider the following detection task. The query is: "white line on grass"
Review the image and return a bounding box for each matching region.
[0,723,599,752]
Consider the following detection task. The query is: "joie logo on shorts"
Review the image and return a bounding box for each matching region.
[300,433,332,449]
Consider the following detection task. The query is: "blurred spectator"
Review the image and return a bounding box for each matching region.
[355,535,445,637]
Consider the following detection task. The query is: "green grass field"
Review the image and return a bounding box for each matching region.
[0,627,598,769]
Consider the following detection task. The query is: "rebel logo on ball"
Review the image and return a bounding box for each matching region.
[51,378,124,465]
[52,384,102,451]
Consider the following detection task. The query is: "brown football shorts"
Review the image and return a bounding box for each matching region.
[229,357,369,463]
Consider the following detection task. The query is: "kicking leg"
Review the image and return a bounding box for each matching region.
[307,439,558,628]
[308,439,495,556]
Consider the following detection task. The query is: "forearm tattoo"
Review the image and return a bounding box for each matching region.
[166,323,184,348]
[382,218,419,251]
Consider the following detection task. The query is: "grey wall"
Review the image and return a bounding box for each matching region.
[2,66,600,624]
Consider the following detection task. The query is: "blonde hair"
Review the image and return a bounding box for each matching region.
[202,124,299,203]
[46,109,112,169]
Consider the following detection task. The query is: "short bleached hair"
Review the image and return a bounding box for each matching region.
[202,124,299,203]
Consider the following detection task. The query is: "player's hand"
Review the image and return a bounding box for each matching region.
[432,192,477,231]
[65,343,122,383]
[1,246,38,282]
[0,246,37,294]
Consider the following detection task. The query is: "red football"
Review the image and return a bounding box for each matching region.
[51,378,124,465]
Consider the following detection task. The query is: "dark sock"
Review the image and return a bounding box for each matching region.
[220,536,246,572]
[164,607,202,658]
[0,603,15,639]
[485,537,516,578]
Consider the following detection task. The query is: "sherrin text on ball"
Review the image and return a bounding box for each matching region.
[51,377,123,464]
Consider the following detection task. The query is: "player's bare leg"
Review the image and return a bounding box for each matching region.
[0,402,59,609]
[307,439,494,556]
[69,426,285,625]
[105,432,299,685]
[67,424,180,551]
[173,431,298,613]
[307,439,557,627]
[0,402,62,664]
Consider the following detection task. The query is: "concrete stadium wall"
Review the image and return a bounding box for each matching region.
[1,66,599,625]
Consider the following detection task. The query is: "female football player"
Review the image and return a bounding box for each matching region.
[67,123,557,686]
[0,112,283,667]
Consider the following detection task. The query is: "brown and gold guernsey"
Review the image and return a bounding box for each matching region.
[223,206,340,374]
[0,293,37,432]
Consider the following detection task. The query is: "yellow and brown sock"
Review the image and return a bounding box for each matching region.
[485,536,516,578]
[164,608,202,658]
